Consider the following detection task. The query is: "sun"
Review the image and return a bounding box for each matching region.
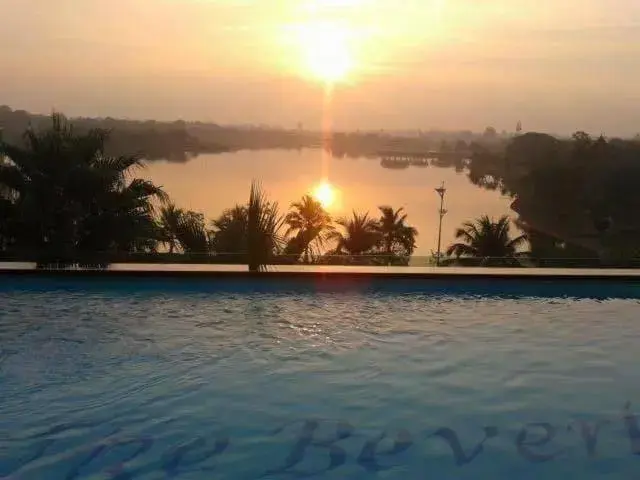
[295,21,355,84]
[312,181,336,209]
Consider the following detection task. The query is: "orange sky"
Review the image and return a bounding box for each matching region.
[2,0,639,135]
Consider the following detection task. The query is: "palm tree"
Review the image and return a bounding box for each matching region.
[158,203,184,253]
[376,206,418,264]
[211,205,248,259]
[329,211,380,261]
[175,211,211,254]
[284,194,334,263]
[210,182,284,271]
[446,215,527,264]
[95,178,166,255]
[158,204,210,254]
[0,113,167,267]
[247,181,284,271]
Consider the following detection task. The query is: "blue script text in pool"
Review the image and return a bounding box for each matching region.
[4,405,640,478]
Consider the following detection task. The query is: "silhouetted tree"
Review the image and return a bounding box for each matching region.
[210,182,284,270]
[284,195,333,263]
[174,210,210,254]
[211,181,284,271]
[454,140,468,152]
[0,114,167,267]
[483,126,498,139]
[446,215,527,263]
[517,219,596,266]
[496,132,640,259]
[329,211,380,257]
[247,181,285,271]
[376,206,417,265]
[211,205,248,258]
[158,203,184,253]
[439,140,451,152]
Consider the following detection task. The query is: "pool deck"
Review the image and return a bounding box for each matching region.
[1,262,640,282]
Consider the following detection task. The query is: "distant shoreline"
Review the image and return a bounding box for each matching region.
[0,104,510,162]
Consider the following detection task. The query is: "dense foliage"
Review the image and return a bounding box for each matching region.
[0,114,167,267]
[445,215,527,266]
[467,132,640,261]
[0,115,421,269]
[10,113,640,269]
[284,195,334,263]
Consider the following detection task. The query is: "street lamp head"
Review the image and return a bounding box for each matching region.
[435,186,446,197]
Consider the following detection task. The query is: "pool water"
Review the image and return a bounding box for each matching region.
[2,277,640,479]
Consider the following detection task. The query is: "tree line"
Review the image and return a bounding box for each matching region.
[159,197,419,269]
[467,131,640,265]
[0,106,510,164]
[0,115,547,270]
[0,115,425,270]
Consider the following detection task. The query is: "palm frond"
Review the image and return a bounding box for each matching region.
[446,243,478,258]
[446,215,525,259]
[507,233,529,250]
[247,180,284,271]
[0,115,168,265]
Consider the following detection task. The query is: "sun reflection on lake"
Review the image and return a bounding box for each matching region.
[312,181,337,209]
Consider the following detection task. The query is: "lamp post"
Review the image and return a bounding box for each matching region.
[435,182,447,266]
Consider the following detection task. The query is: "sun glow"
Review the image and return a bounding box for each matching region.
[312,181,336,209]
[304,0,368,8]
[294,21,356,83]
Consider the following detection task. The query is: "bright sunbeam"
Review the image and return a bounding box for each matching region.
[312,181,336,209]
[294,21,355,84]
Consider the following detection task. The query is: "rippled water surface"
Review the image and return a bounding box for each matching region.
[2,277,640,479]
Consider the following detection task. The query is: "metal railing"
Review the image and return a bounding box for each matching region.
[3,251,640,270]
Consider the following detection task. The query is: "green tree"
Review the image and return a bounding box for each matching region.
[0,114,167,267]
[284,195,334,263]
[376,206,418,265]
[446,215,527,262]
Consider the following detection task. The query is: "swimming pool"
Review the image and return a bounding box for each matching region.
[2,274,640,479]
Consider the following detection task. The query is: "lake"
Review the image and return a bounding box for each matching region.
[143,149,512,258]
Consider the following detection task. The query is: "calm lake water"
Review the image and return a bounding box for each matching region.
[143,149,512,257]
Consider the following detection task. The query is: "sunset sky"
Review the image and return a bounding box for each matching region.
[2,0,639,135]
